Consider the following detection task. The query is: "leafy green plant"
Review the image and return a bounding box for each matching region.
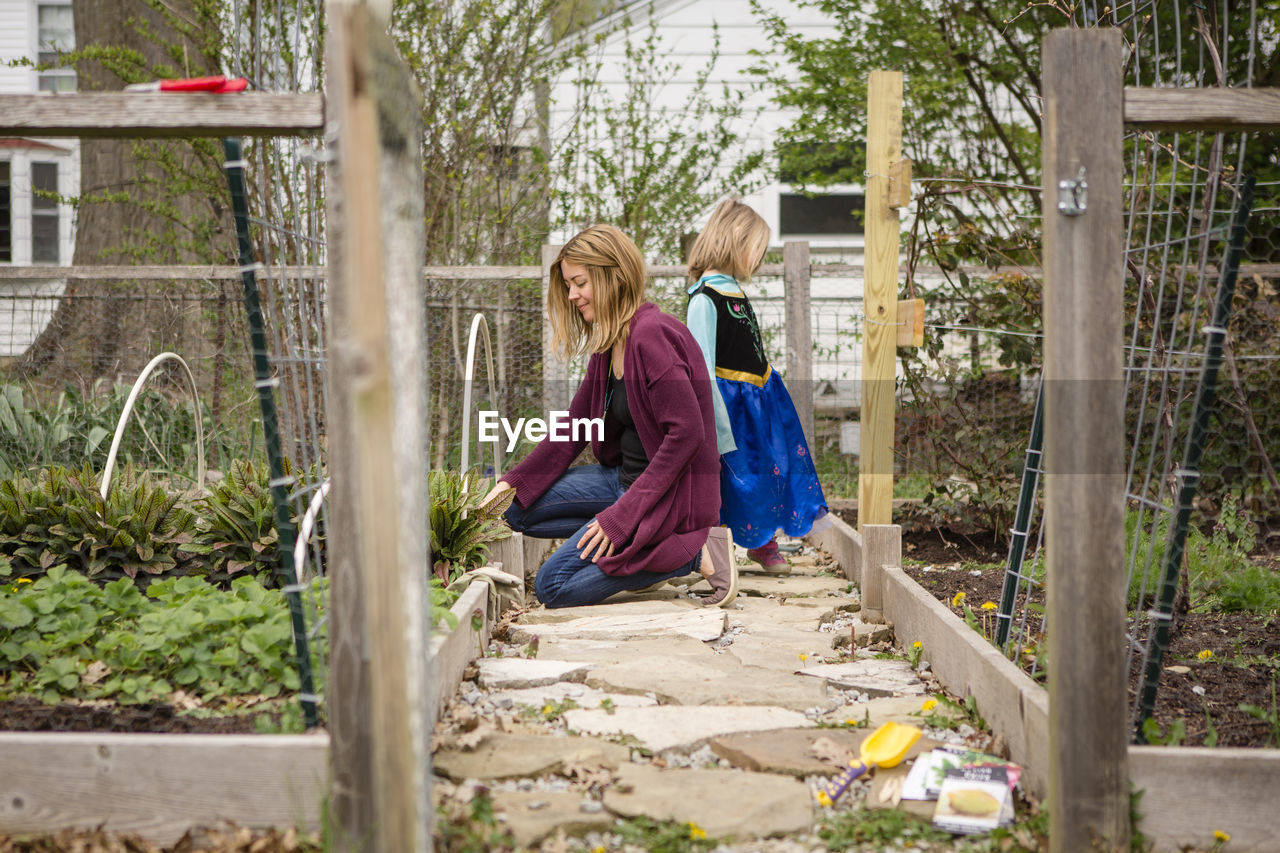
[818,805,951,849]
[429,468,513,583]
[435,788,516,853]
[1239,674,1279,747]
[0,566,323,706]
[0,465,198,585]
[183,459,283,585]
[612,817,717,853]
[1140,717,1187,746]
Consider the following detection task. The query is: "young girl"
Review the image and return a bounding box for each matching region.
[481,224,738,607]
[684,199,828,572]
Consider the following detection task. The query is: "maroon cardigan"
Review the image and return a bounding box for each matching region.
[501,302,721,576]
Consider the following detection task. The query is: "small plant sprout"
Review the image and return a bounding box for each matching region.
[908,641,923,669]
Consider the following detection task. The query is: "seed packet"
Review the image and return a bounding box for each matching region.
[931,765,1015,834]
[901,745,1021,800]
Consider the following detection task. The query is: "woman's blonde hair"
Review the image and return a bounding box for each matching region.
[548,224,646,359]
[686,199,771,283]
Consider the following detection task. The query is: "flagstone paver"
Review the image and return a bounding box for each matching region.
[475,658,591,689]
[585,658,831,711]
[486,682,659,712]
[508,607,727,643]
[602,763,814,839]
[562,705,815,752]
[434,733,631,782]
[489,790,616,848]
[796,659,927,696]
[709,728,943,778]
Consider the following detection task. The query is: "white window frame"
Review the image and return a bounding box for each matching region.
[34,0,75,93]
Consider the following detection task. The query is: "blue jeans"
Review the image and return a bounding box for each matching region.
[504,464,701,608]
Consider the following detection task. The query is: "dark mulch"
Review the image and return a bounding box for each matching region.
[0,697,286,734]
[857,514,1280,749]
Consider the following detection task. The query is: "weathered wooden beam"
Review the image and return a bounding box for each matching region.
[1043,28,1130,852]
[0,93,323,137]
[784,241,815,450]
[1125,86,1280,131]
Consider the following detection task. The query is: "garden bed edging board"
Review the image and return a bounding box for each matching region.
[0,567,507,844]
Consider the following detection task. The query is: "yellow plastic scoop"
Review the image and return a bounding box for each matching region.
[815,721,923,806]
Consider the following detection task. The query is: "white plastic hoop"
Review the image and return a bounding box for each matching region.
[294,478,331,585]
[99,352,207,500]
[459,312,503,479]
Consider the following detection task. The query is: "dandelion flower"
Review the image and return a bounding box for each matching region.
[16,577,32,584]
[798,653,809,662]
[1214,830,1230,842]
[1197,650,1214,662]
[542,704,554,714]
[952,591,966,607]
[981,601,997,611]
[593,847,606,853]
[922,698,938,712]
[912,641,922,649]
[688,823,707,840]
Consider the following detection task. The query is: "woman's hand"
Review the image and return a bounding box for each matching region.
[480,480,514,509]
[577,519,615,564]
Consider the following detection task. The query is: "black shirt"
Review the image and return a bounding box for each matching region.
[607,369,649,488]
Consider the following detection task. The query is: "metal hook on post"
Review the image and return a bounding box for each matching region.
[1058,166,1088,216]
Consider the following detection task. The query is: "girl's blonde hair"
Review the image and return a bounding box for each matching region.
[548,224,646,359]
[687,199,771,283]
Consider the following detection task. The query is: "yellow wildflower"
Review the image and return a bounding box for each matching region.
[1197,650,1214,662]
[593,847,606,853]
[912,641,922,649]
[542,704,554,714]
[17,577,32,583]
[952,591,966,607]
[1214,830,1230,842]
[922,698,938,712]
[981,601,996,611]
[798,653,808,662]
[688,823,707,840]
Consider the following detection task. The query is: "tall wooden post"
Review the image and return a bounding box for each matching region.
[1043,28,1129,852]
[326,3,431,851]
[861,524,899,624]
[784,241,814,450]
[541,243,568,413]
[858,70,903,531]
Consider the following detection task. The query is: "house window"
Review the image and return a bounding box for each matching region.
[31,163,59,263]
[37,3,76,93]
[779,193,865,236]
[0,163,11,263]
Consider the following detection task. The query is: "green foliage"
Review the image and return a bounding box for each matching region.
[612,817,717,853]
[0,382,214,485]
[435,789,517,853]
[556,9,766,268]
[183,459,284,584]
[0,567,322,706]
[0,465,198,585]
[1239,674,1280,747]
[818,805,951,849]
[429,468,514,584]
[1140,717,1187,746]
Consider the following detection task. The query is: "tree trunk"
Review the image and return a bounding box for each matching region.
[15,0,233,395]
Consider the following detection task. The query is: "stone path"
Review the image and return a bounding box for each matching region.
[432,543,990,851]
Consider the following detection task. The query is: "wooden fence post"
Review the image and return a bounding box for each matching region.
[861,524,899,624]
[858,70,903,532]
[784,241,814,450]
[325,4,430,851]
[1043,28,1129,852]
[541,243,568,413]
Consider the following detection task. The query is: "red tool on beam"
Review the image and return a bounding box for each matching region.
[124,75,249,93]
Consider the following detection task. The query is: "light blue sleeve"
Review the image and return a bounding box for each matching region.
[686,292,737,455]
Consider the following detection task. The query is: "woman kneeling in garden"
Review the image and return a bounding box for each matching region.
[481,224,737,608]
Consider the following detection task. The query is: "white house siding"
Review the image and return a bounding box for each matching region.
[0,0,78,356]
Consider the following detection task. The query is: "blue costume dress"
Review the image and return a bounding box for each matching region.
[686,273,828,549]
